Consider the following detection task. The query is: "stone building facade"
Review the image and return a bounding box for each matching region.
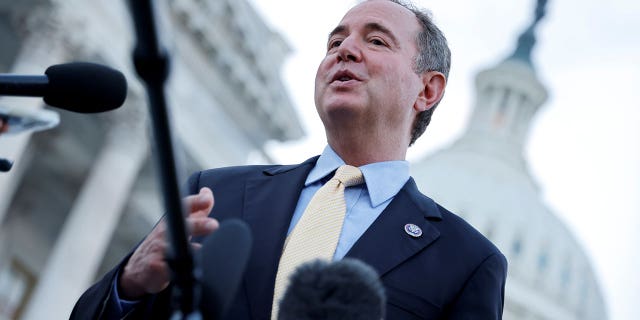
[0,0,302,319]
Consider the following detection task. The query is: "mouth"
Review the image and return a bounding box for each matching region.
[331,70,361,83]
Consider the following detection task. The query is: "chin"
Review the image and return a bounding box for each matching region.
[323,102,362,116]
[323,94,366,111]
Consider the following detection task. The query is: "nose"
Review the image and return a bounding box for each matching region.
[336,36,362,62]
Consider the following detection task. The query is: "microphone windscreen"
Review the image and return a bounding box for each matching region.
[198,219,253,320]
[44,62,127,113]
[278,258,386,320]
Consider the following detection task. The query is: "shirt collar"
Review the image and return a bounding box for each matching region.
[306,145,410,207]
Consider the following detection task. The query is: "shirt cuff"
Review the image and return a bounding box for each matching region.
[111,270,142,314]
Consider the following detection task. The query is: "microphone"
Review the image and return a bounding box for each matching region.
[0,62,127,113]
[278,258,386,320]
[197,219,253,320]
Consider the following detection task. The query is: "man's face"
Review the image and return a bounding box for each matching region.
[314,0,425,142]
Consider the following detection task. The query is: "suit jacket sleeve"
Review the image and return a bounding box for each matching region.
[69,254,130,320]
[447,252,508,319]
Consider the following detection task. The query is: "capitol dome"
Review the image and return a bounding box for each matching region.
[412,1,607,318]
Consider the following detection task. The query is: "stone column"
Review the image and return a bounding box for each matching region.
[21,102,149,320]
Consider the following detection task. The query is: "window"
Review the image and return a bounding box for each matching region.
[560,259,572,289]
[511,238,522,258]
[537,251,549,272]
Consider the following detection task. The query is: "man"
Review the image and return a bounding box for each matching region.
[72,0,507,319]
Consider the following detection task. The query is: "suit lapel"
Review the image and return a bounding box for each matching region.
[242,157,318,319]
[346,178,442,277]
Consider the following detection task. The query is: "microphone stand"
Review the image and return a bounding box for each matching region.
[127,1,201,319]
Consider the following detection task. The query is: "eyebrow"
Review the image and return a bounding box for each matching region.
[328,25,347,41]
[328,22,401,48]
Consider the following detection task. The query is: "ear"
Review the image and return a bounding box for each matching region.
[414,71,446,112]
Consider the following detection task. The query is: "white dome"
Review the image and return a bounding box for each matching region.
[411,57,607,319]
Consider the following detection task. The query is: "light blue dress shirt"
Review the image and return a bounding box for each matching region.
[287,145,410,259]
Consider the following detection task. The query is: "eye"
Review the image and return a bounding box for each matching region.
[328,39,343,50]
[369,38,386,46]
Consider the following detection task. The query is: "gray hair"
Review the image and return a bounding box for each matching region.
[386,0,451,145]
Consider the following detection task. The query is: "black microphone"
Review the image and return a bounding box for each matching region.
[197,219,253,320]
[278,258,386,320]
[0,62,127,113]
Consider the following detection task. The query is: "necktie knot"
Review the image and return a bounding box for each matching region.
[333,165,364,187]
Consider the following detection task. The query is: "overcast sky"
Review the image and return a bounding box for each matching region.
[249,0,640,319]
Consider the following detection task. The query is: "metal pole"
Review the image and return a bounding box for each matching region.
[127,1,201,318]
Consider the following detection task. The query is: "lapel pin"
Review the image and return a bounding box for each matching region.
[404,223,422,238]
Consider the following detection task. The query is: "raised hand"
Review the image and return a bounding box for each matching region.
[118,187,218,299]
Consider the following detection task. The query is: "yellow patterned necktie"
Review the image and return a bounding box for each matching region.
[270,165,365,319]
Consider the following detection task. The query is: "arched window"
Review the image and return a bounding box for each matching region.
[537,250,549,273]
[511,237,523,258]
[560,259,572,289]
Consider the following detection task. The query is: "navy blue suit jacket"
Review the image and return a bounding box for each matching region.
[71,157,507,319]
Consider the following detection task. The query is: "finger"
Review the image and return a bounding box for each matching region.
[187,216,219,237]
[191,242,203,251]
[140,238,169,258]
[185,187,214,217]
